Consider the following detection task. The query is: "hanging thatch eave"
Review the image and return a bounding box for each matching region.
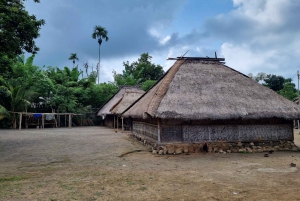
[96,86,143,117]
[110,91,144,115]
[123,59,300,120]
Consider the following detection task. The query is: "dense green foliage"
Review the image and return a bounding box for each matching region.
[0,0,45,74]
[113,53,164,90]
[0,52,163,128]
[0,55,119,128]
[122,53,164,82]
[0,2,164,128]
[249,72,298,101]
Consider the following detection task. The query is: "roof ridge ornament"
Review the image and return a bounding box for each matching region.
[167,51,225,62]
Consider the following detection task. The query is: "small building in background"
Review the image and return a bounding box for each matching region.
[96,86,144,129]
[109,89,144,130]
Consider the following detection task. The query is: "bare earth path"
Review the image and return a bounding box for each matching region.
[1,127,300,201]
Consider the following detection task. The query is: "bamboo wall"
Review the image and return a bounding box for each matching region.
[131,118,294,143]
[132,121,158,141]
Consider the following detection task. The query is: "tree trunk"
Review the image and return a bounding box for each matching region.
[12,113,16,129]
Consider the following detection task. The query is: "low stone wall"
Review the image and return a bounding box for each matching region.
[132,133,299,155]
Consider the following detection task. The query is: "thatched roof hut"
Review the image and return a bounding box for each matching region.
[110,90,144,115]
[96,86,143,117]
[123,59,300,120]
[122,57,300,146]
[96,86,144,128]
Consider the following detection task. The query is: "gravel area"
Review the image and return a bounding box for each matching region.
[0,127,300,201]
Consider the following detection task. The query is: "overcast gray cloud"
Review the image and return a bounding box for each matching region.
[25,1,184,59]
[24,0,300,83]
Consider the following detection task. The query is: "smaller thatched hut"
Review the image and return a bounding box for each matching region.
[109,89,144,131]
[96,86,144,128]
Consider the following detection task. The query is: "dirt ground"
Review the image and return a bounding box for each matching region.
[1,127,300,201]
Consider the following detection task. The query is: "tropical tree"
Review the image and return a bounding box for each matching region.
[248,72,298,100]
[0,0,45,75]
[0,54,45,128]
[122,53,164,82]
[263,74,285,92]
[278,81,298,101]
[92,25,109,83]
[68,53,79,68]
[112,70,141,86]
[141,80,157,91]
[0,77,32,128]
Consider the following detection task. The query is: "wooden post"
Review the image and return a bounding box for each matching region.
[19,113,22,130]
[69,114,72,128]
[65,114,66,127]
[42,114,44,129]
[117,116,119,132]
[157,118,161,144]
[121,117,124,133]
[55,114,58,128]
[58,115,60,128]
[113,115,115,129]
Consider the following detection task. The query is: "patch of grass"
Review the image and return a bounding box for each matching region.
[95,192,102,196]
[126,178,135,185]
[138,187,147,191]
[101,186,105,190]
[85,197,96,201]
[93,172,105,176]
[49,197,57,201]
[0,176,26,182]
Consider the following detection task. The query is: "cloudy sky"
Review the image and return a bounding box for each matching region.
[24,0,300,83]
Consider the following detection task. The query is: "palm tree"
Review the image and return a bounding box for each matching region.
[69,53,79,68]
[92,25,109,84]
[0,77,31,128]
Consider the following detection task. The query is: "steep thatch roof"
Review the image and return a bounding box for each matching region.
[293,97,300,105]
[96,86,144,117]
[122,59,300,120]
[110,90,144,114]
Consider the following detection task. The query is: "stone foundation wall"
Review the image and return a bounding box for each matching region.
[132,133,299,155]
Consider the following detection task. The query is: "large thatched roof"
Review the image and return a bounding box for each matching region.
[110,90,144,114]
[122,59,300,120]
[96,86,144,117]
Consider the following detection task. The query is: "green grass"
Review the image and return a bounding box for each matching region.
[138,187,147,191]
[0,176,26,182]
[126,178,135,185]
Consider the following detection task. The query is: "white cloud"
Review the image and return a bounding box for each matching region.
[160,35,171,45]
[206,0,300,80]
[221,43,277,75]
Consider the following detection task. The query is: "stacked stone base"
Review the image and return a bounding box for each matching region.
[132,134,299,155]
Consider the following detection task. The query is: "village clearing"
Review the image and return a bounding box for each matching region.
[0,127,300,201]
